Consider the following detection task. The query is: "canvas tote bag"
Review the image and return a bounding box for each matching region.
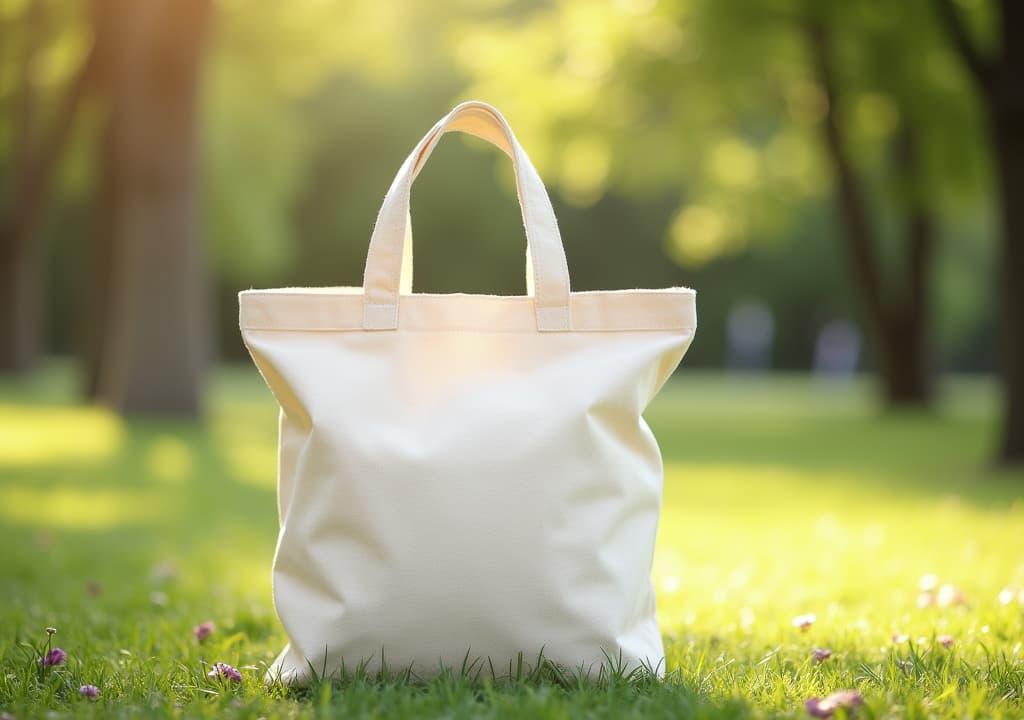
[239,101,697,684]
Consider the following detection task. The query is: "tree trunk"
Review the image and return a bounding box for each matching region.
[0,237,39,373]
[807,21,934,408]
[992,109,1024,463]
[81,116,116,400]
[990,0,1024,464]
[81,0,118,400]
[881,132,936,407]
[0,0,44,373]
[931,0,1024,465]
[879,314,932,406]
[1,2,97,374]
[89,0,212,417]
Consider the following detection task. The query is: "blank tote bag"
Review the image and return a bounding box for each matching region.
[239,101,697,685]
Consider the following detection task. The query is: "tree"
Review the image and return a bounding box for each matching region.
[0,1,93,373]
[85,0,212,416]
[932,0,1024,464]
[805,18,936,405]
[448,0,988,409]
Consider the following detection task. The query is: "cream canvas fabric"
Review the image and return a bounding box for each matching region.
[239,101,697,685]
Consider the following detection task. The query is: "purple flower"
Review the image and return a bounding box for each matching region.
[806,698,834,718]
[812,648,832,663]
[38,648,66,667]
[828,690,864,708]
[79,685,99,700]
[937,634,954,649]
[793,613,816,632]
[805,690,864,717]
[207,662,242,682]
[193,621,215,641]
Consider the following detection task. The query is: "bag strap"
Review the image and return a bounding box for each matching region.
[361,101,572,332]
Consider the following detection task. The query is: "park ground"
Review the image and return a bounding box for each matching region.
[0,366,1022,718]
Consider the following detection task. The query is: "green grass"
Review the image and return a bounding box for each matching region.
[1,364,1022,719]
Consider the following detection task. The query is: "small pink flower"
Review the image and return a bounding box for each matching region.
[937,634,954,649]
[916,592,934,608]
[79,685,99,700]
[193,621,215,641]
[806,698,833,718]
[793,613,816,631]
[806,690,864,717]
[38,648,66,666]
[828,690,864,708]
[892,632,910,643]
[812,648,832,663]
[207,662,242,682]
[935,583,965,608]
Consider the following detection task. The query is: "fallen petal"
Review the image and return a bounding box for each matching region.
[793,613,817,631]
[193,621,216,641]
[812,648,833,663]
[826,689,864,708]
[935,583,965,608]
[805,697,835,718]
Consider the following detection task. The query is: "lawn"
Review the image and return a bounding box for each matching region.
[1,365,1022,719]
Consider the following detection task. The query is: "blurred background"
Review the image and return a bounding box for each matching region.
[0,0,1021,465]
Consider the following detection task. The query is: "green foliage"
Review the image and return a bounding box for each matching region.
[0,366,1022,718]
[453,0,992,262]
[0,0,1003,372]
[203,59,308,285]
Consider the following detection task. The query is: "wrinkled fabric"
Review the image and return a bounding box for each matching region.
[239,102,696,685]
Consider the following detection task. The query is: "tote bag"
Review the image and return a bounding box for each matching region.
[239,101,697,685]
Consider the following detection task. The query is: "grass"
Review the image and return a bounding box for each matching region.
[0,364,1022,719]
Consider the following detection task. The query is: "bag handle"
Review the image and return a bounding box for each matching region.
[361,101,572,331]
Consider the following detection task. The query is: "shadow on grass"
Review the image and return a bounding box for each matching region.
[273,665,759,720]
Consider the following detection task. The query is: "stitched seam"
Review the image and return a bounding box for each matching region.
[240,292,696,301]
[241,325,696,334]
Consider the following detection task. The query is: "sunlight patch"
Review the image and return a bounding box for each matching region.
[0,487,176,530]
[220,443,277,489]
[0,405,123,467]
[146,435,194,484]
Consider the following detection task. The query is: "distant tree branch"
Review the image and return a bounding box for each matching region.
[3,32,98,258]
[804,20,889,334]
[892,123,934,332]
[8,0,44,220]
[930,0,996,93]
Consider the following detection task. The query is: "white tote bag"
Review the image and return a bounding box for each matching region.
[240,101,697,684]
